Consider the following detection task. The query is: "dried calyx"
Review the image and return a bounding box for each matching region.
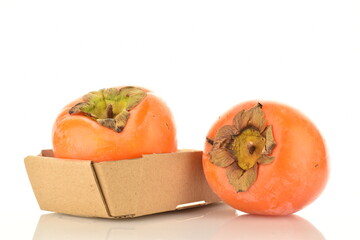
[69,87,147,132]
[208,103,276,192]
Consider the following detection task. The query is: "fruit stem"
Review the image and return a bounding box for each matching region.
[106,104,113,118]
[247,143,256,154]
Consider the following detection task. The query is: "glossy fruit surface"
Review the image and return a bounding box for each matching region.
[52,87,177,162]
[203,101,328,215]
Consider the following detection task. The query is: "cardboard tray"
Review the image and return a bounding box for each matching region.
[24,150,220,218]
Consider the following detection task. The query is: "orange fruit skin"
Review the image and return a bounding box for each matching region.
[203,101,329,215]
[52,91,177,162]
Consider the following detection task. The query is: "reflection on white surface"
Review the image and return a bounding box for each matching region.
[215,213,325,240]
[33,203,324,240]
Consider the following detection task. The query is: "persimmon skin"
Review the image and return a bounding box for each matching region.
[203,101,329,215]
[52,91,177,162]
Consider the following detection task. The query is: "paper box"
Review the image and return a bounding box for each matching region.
[25,150,220,218]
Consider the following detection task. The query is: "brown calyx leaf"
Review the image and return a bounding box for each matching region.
[213,125,238,147]
[213,137,232,149]
[249,104,266,132]
[233,103,266,132]
[119,86,147,110]
[206,137,214,146]
[233,110,245,131]
[227,162,258,192]
[261,125,276,154]
[113,109,130,133]
[96,110,130,133]
[96,118,116,130]
[69,102,87,115]
[69,102,97,119]
[210,148,236,167]
[257,155,275,165]
[226,162,244,189]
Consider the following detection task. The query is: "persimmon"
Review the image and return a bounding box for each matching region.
[203,101,328,215]
[52,86,177,162]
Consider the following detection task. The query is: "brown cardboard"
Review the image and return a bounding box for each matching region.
[25,150,220,218]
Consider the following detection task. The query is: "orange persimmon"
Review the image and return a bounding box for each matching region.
[52,86,177,162]
[203,101,328,215]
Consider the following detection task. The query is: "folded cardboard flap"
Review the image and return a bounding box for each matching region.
[24,154,109,218]
[25,150,220,218]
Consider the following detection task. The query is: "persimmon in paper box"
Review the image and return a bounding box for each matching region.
[24,150,220,218]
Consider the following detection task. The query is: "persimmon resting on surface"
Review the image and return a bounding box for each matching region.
[203,101,328,215]
[52,86,177,162]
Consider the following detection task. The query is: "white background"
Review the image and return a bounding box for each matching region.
[1,0,359,239]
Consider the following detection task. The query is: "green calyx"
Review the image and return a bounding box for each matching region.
[69,87,147,132]
[208,103,276,192]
